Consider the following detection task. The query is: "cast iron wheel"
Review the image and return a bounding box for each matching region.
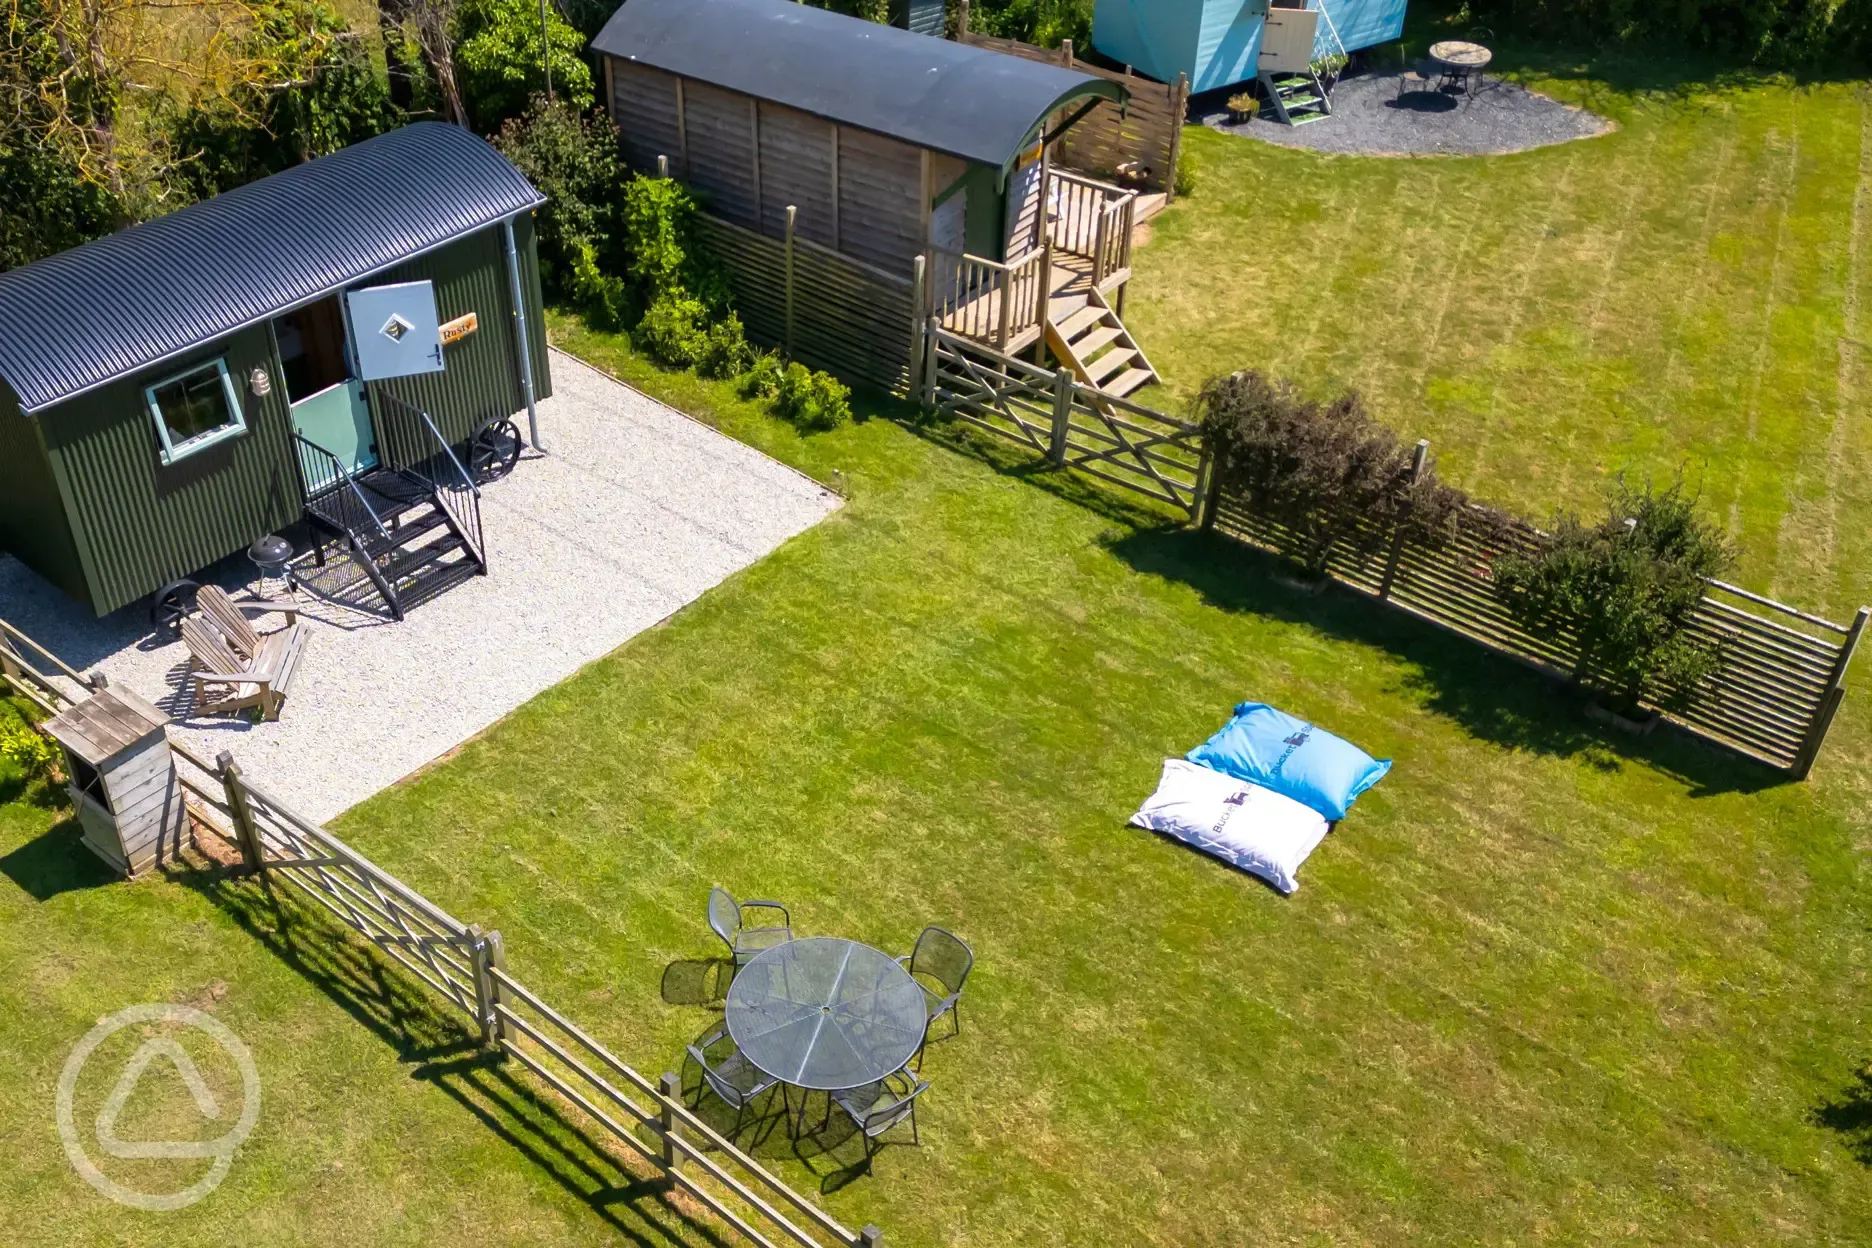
[150,578,199,639]
[470,418,522,483]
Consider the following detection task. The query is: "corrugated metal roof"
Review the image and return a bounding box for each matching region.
[592,0,1127,172]
[0,122,546,416]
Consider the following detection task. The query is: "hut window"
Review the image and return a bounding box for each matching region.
[144,358,246,464]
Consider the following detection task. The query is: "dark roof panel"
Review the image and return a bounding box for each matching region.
[592,0,1126,171]
[0,123,545,415]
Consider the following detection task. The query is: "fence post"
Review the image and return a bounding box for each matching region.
[860,1226,884,1247]
[784,205,797,360]
[1377,438,1429,602]
[216,751,264,874]
[1034,243,1053,363]
[0,632,20,683]
[485,928,508,1044]
[956,0,967,38]
[467,924,499,1047]
[656,153,669,179]
[1059,38,1073,67]
[1048,367,1072,466]
[995,260,1014,350]
[659,1071,684,1173]
[909,253,927,400]
[1793,604,1869,779]
[1165,74,1190,201]
[922,328,940,407]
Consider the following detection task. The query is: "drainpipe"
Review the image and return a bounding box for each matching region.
[502,215,545,453]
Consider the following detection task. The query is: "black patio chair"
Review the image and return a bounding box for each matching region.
[896,925,973,1068]
[686,1023,782,1141]
[829,1069,930,1169]
[707,886,794,968]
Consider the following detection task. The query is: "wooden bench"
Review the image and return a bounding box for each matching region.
[180,612,310,722]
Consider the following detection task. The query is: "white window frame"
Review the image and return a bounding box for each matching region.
[144,357,247,465]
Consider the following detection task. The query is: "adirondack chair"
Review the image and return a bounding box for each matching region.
[180,613,309,722]
[195,584,301,662]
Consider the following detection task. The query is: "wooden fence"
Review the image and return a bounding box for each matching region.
[956,9,1189,197]
[923,327,1208,517]
[696,208,916,394]
[917,328,1868,776]
[0,636,883,1248]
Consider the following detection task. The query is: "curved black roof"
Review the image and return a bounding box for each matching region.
[0,123,545,416]
[593,0,1126,173]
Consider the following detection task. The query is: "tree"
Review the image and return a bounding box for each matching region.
[1492,477,1734,715]
[454,0,592,134]
[379,0,465,126]
[1195,369,1472,580]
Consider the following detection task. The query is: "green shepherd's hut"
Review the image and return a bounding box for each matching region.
[0,123,552,627]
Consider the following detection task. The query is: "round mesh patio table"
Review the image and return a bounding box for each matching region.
[724,937,928,1091]
[1429,40,1492,70]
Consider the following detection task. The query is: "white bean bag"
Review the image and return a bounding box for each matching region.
[1129,759,1331,895]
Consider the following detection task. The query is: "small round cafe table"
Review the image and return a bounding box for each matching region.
[724,936,928,1129]
[1428,40,1492,95]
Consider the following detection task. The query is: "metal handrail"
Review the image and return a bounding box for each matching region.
[292,431,395,546]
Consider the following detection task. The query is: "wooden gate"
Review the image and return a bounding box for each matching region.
[923,326,1208,517]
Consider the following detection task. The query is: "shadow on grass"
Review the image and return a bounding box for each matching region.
[1814,1066,1872,1165]
[0,815,117,900]
[177,865,737,1248]
[661,958,731,1008]
[1105,525,1786,798]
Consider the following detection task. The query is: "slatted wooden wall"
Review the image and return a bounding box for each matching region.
[696,214,916,394]
[681,81,760,227]
[758,103,837,247]
[956,31,1189,196]
[836,127,925,273]
[1208,491,1867,775]
[609,61,682,173]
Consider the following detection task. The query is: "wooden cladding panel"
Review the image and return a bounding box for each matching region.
[682,81,759,228]
[837,127,925,274]
[960,32,1186,193]
[609,59,682,172]
[696,214,913,392]
[757,102,837,246]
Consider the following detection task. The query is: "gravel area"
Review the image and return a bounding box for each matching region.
[1200,69,1609,157]
[0,349,839,823]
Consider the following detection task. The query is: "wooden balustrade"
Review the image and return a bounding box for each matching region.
[926,243,1048,351]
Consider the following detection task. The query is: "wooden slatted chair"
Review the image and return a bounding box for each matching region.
[196,584,300,662]
[180,613,308,722]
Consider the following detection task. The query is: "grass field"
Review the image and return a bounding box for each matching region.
[1135,54,1872,620]
[4,37,1872,1248]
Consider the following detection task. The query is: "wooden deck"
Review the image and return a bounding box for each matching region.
[936,250,1101,356]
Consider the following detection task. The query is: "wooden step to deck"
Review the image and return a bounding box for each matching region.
[1044,289,1160,403]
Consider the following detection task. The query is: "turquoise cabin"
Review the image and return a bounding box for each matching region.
[1091,0,1408,94]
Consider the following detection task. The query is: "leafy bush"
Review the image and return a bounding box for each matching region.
[166,0,400,201]
[697,314,756,380]
[740,352,787,399]
[1174,146,1199,198]
[1196,370,1472,579]
[970,0,1093,47]
[774,363,853,431]
[620,173,728,308]
[493,98,631,322]
[1492,478,1734,714]
[454,0,594,134]
[1467,0,1872,67]
[0,718,60,787]
[0,146,119,272]
[635,291,712,368]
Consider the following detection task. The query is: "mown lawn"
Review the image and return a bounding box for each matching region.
[1134,47,1872,620]
[4,38,1872,1248]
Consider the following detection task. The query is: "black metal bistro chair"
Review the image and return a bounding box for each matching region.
[829,1069,930,1170]
[896,926,973,1068]
[707,887,794,968]
[686,1023,782,1142]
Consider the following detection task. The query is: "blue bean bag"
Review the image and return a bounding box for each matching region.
[1187,702,1390,822]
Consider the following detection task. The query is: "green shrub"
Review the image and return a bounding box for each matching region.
[1492,478,1734,714]
[455,0,594,134]
[774,363,853,432]
[1468,0,1872,67]
[740,352,787,399]
[0,719,60,787]
[1174,146,1199,198]
[621,173,728,307]
[697,314,756,379]
[1196,369,1472,579]
[635,291,712,368]
[493,98,632,322]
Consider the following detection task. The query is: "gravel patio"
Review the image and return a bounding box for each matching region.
[1201,68,1610,156]
[0,349,839,822]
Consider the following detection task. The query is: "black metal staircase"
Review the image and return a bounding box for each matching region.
[293,396,486,621]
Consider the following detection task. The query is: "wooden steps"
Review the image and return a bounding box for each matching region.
[1259,69,1333,126]
[1045,289,1160,402]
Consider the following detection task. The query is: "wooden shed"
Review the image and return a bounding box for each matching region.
[40,685,185,876]
[0,123,552,626]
